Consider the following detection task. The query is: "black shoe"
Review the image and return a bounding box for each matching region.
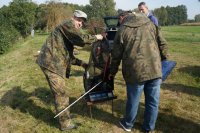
[60,124,77,131]
[119,120,131,132]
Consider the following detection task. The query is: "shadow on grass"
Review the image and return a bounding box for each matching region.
[178,66,200,77]
[162,83,200,97]
[138,103,200,132]
[0,86,58,128]
[1,86,199,132]
[157,110,200,132]
[31,87,54,105]
[70,69,84,77]
[69,98,142,131]
[71,97,200,132]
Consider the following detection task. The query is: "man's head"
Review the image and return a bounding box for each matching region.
[73,10,87,29]
[118,10,132,24]
[138,2,149,15]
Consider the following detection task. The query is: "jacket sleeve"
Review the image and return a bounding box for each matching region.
[71,55,85,66]
[59,21,97,47]
[156,27,169,60]
[150,16,159,26]
[110,30,123,75]
[79,34,97,45]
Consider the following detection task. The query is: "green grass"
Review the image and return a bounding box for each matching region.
[0,26,200,133]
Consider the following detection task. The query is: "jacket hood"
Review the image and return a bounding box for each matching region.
[123,13,151,28]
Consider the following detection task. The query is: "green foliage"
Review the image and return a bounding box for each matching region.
[154,6,168,26]
[195,14,200,22]
[7,0,37,36]
[88,0,117,18]
[176,5,187,24]
[154,5,188,26]
[34,4,48,31]
[0,10,20,54]
[85,18,105,35]
[35,2,73,32]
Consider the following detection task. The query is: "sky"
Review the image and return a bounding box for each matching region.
[0,0,200,19]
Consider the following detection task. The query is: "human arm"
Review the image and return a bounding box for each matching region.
[148,12,159,26]
[70,55,88,69]
[156,27,169,60]
[59,20,103,47]
[150,16,158,26]
[109,30,124,78]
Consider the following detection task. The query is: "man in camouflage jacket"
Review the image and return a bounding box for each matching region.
[110,12,168,132]
[36,10,103,131]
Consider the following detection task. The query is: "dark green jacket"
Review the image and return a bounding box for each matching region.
[110,13,169,83]
[36,20,96,78]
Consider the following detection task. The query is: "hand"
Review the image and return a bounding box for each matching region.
[95,34,103,40]
[101,32,107,39]
[81,63,88,69]
[108,74,115,80]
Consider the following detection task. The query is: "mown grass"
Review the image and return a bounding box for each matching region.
[0,26,200,133]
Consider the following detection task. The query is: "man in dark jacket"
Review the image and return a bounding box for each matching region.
[36,10,103,131]
[109,12,168,132]
[138,2,159,26]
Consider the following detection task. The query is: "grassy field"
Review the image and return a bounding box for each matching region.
[0,26,200,133]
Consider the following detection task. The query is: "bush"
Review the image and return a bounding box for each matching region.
[0,23,20,54]
[85,18,105,34]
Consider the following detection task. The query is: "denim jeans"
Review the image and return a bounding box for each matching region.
[122,78,162,131]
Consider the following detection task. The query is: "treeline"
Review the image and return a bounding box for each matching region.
[153,5,200,25]
[0,0,37,54]
[154,5,187,26]
[0,0,200,54]
[0,0,116,54]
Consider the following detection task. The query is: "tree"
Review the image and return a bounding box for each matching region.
[45,1,73,32]
[165,5,187,25]
[35,4,48,31]
[7,0,37,36]
[154,6,168,26]
[166,6,175,25]
[82,4,94,19]
[89,0,117,18]
[0,6,20,54]
[195,14,200,22]
[176,5,187,24]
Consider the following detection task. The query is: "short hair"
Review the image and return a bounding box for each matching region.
[138,2,146,7]
[118,10,132,17]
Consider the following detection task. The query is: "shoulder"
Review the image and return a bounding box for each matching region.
[148,15,158,26]
[57,20,74,28]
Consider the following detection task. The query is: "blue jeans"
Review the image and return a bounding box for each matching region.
[122,78,161,131]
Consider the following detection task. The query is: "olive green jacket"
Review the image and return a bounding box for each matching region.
[36,20,97,78]
[110,13,169,83]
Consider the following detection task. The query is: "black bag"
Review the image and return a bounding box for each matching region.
[83,39,116,102]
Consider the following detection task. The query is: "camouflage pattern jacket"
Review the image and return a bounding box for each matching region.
[36,20,97,78]
[110,13,169,84]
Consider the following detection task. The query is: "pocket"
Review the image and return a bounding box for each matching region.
[48,73,66,95]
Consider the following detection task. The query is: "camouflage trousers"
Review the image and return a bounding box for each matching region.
[40,67,71,129]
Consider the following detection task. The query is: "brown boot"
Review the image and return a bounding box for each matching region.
[59,116,77,131]
[60,123,77,131]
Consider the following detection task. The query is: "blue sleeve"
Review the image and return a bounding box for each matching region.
[149,16,159,26]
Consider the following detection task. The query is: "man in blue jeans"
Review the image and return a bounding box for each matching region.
[109,12,168,132]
